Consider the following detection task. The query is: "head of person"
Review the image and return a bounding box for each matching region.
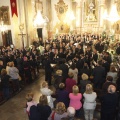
[1,69,7,76]
[97,60,102,66]
[7,62,10,66]
[55,102,66,115]
[68,72,74,79]
[41,81,48,88]
[108,85,116,94]
[9,62,14,67]
[83,62,88,69]
[110,66,116,72]
[0,60,3,66]
[85,84,93,94]
[72,85,79,95]
[70,63,76,70]
[106,76,113,82]
[81,73,88,80]
[59,83,65,90]
[67,107,75,117]
[56,70,62,76]
[39,95,48,105]
[24,56,28,61]
[26,92,34,102]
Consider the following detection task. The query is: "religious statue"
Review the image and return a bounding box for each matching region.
[54,0,70,33]
[84,0,97,22]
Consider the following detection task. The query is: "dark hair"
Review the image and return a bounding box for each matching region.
[59,83,65,90]
[70,63,76,69]
[1,69,7,76]
[106,76,113,82]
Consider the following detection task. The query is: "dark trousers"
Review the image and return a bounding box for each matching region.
[45,70,51,85]
[75,109,82,118]
[3,87,10,99]
[12,79,20,92]
[101,111,115,120]
[24,69,32,83]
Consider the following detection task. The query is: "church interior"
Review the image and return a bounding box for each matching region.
[0,0,120,120]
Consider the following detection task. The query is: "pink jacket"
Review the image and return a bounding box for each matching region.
[69,93,82,110]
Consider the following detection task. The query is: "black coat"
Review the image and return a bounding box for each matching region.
[59,63,68,81]
[93,66,106,83]
[37,104,51,120]
[101,93,118,112]
[1,75,10,88]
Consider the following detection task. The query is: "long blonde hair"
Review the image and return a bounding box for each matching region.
[85,84,93,94]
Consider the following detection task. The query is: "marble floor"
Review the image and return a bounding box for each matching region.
[0,69,100,120]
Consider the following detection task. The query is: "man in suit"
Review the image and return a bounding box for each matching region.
[59,59,69,83]
[93,60,106,89]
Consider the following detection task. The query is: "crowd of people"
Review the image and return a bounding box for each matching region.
[0,32,120,120]
[0,45,41,101]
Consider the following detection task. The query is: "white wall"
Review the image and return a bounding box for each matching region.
[0,0,23,48]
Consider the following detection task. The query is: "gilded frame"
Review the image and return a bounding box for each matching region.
[0,6,10,25]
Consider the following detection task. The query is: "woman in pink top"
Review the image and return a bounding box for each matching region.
[69,85,82,118]
[65,72,77,93]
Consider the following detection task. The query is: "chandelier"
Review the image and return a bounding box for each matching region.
[103,3,120,23]
[33,10,49,27]
[0,19,7,32]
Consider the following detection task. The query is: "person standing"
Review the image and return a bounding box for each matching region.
[69,85,82,118]
[93,60,106,89]
[43,56,52,85]
[100,85,118,120]
[83,84,97,120]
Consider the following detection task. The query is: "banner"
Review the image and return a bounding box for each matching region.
[10,0,18,17]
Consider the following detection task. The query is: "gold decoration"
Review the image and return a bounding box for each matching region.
[117,0,120,16]
[0,6,10,25]
[54,22,70,33]
[84,0,98,22]
[114,20,120,34]
[19,24,24,32]
[55,0,68,21]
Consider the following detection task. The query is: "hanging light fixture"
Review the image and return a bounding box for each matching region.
[0,19,7,33]
[103,3,120,23]
[33,10,49,27]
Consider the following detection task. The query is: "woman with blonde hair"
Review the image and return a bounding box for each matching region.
[48,102,67,120]
[80,73,91,94]
[40,81,54,108]
[8,61,20,92]
[83,84,97,120]
[69,85,82,118]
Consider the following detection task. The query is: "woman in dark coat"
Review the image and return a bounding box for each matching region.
[37,95,52,120]
[53,83,69,108]
[1,69,10,99]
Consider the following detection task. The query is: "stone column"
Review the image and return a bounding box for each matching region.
[75,0,82,33]
[99,0,105,28]
[46,0,52,38]
[71,1,76,33]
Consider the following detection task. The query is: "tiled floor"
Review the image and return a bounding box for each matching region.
[0,69,100,120]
